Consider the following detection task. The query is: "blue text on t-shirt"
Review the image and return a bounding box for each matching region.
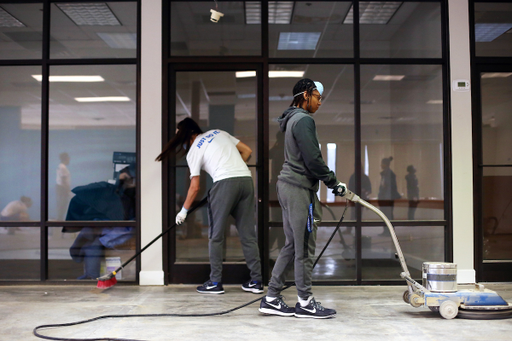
[196,130,220,149]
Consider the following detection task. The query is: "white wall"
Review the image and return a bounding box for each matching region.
[140,0,164,285]
[448,0,475,283]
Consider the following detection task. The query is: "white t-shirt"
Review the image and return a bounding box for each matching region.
[1,200,27,218]
[56,163,71,187]
[186,129,251,183]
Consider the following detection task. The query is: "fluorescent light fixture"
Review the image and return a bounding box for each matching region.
[245,1,294,24]
[32,75,105,82]
[97,33,137,49]
[56,3,121,26]
[0,7,25,27]
[75,96,131,102]
[278,32,321,50]
[427,100,443,104]
[344,2,402,24]
[236,71,256,78]
[236,70,305,78]
[373,75,405,81]
[270,71,304,78]
[475,23,512,42]
[481,72,512,78]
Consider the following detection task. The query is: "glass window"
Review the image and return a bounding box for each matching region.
[269,64,355,222]
[475,2,512,57]
[47,65,137,222]
[362,225,444,280]
[174,71,257,263]
[0,227,40,280]
[0,3,43,60]
[170,1,261,56]
[269,1,353,58]
[481,72,512,165]
[50,2,137,59]
[482,168,512,261]
[360,2,442,58]
[361,65,444,221]
[48,226,136,280]
[0,66,41,222]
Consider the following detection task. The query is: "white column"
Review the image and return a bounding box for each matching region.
[140,0,164,285]
[448,0,475,284]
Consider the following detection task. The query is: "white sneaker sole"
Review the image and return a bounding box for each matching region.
[242,286,264,294]
[258,307,294,317]
[196,290,225,294]
[294,313,336,319]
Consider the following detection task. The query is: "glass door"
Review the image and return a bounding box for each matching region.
[477,68,512,281]
[166,66,262,284]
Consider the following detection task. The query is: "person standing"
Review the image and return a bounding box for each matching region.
[259,78,347,318]
[56,152,71,221]
[405,165,419,220]
[156,118,262,295]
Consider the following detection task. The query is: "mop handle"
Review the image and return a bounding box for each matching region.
[112,197,208,274]
[343,190,411,278]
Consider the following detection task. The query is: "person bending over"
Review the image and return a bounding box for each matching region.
[259,78,347,318]
[156,118,262,295]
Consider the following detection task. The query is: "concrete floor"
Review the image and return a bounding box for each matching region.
[2,283,512,341]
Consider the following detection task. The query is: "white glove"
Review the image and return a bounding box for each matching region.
[332,181,347,197]
[176,206,188,225]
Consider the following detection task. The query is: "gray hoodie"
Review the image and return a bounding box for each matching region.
[277,106,338,192]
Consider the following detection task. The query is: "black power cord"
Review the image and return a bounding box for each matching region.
[34,203,348,341]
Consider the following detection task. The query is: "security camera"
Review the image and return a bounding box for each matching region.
[210,9,224,23]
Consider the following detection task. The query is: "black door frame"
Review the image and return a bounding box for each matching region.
[162,63,266,284]
[473,63,512,282]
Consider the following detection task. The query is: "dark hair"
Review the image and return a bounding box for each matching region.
[289,78,316,110]
[155,118,204,161]
[381,156,393,167]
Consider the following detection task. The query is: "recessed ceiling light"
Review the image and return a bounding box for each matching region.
[56,3,121,26]
[481,72,512,78]
[97,33,137,49]
[344,2,402,24]
[236,71,256,78]
[32,75,105,82]
[427,100,443,104]
[0,7,25,27]
[278,32,321,50]
[373,75,405,81]
[75,96,130,102]
[245,1,294,24]
[270,71,304,78]
[475,23,512,42]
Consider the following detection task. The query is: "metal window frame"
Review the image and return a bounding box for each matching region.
[0,0,141,284]
[161,0,451,286]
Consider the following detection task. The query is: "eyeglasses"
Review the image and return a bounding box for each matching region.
[311,94,322,102]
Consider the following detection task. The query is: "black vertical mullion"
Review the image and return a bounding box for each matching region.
[260,0,270,283]
[441,0,453,264]
[135,0,142,284]
[353,0,362,285]
[40,0,51,281]
[162,0,172,284]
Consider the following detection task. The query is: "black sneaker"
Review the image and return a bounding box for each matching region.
[196,280,224,294]
[242,280,264,294]
[259,296,295,317]
[294,298,336,318]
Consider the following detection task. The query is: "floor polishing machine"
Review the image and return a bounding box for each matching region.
[344,189,512,320]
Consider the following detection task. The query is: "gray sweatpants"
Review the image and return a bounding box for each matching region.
[267,180,322,300]
[207,176,262,283]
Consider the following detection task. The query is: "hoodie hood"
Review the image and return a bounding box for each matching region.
[277,106,307,132]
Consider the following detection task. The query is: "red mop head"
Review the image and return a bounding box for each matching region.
[97,272,118,289]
